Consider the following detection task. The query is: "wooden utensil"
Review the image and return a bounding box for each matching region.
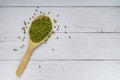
[16,15,52,76]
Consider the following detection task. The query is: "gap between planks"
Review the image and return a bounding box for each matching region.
[1,6,120,8]
[1,59,120,61]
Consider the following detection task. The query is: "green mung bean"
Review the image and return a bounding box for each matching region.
[35,9,38,12]
[40,11,42,14]
[48,12,50,14]
[18,36,21,39]
[20,46,23,49]
[52,48,54,51]
[57,26,59,28]
[54,26,56,28]
[23,45,25,47]
[56,37,59,39]
[39,65,41,68]
[34,13,36,16]
[68,36,71,39]
[53,19,57,23]
[57,15,59,17]
[23,21,26,25]
[22,27,26,34]
[23,37,25,39]
[65,31,67,34]
[13,48,17,51]
[64,26,67,28]
[52,31,55,34]
[29,18,31,20]
[37,6,39,8]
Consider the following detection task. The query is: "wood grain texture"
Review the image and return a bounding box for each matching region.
[0,0,120,6]
[0,7,120,60]
[0,33,120,60]
[0,7,120,32]
[0,61,120,80]
[0,0,120,79]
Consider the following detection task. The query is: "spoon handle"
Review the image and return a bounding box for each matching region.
[16,44,34,76]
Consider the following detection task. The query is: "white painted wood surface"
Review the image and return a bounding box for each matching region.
[0,0,120,6]
[1,61,120,80]
[0,0,120,80]
[0,7,120,32]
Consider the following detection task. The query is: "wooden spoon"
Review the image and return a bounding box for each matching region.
[16,15,52,76]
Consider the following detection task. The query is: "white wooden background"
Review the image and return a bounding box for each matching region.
[0,0,120,80]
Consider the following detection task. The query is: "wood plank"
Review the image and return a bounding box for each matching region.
[0,61,120,80]
[0,0,120,6]
[0,7,120,60]
[0,7,120,32]
[0,33,120,60]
